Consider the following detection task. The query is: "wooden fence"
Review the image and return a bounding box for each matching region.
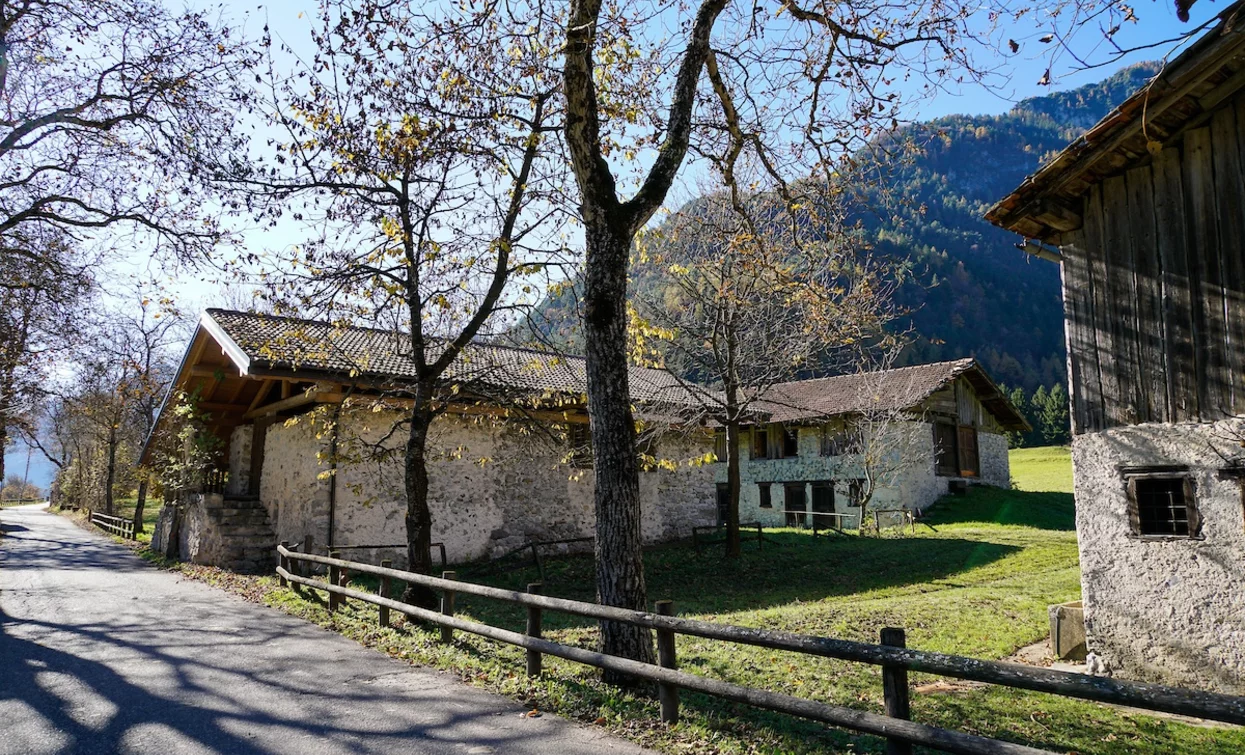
[90,511,135,540]
[275,544,1245,755]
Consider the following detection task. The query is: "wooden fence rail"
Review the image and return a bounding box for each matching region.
[275,545,1245,754]
[89,511,135,540]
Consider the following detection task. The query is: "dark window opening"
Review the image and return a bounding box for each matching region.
[782,427,799,458]
[758,483,772,509]
[1129,475,1200,538]
[811,481,835,529]
[714,430,728,461]
[751,427,769,459]
[784,483,807,527]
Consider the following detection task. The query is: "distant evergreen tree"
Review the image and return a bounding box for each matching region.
[1040,384,1071,446]
[1002,384,1030,448]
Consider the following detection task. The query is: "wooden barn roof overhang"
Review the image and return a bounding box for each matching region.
[136,314,598,467]
[986,1,1245,242]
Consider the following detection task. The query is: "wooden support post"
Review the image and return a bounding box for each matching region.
[279,541,289,587]
[440,570,456,644]
[328,550,341,613]
[379,559,392,628]
[526,582,543,678]
[656,600,679,724]
[881,627,912,755]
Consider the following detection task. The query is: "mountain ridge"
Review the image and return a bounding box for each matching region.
[524,62,1162,393]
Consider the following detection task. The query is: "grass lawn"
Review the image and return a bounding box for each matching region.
[232,481,1243,754]
[1010,446,1073,494]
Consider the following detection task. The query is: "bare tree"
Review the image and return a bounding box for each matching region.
[1,229,91,486]
[0,0,248,268]
[228,2,568,608]
[833,348,942,533]
[632,192,904,556]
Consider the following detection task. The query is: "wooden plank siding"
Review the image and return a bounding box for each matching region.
[1061,90,1245,432]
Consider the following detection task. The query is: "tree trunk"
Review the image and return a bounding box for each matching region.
[402,384,440,610]
[133,478,148,534]
[582,215,656,681]
[0,420,7,498]
[725,419,742,558]
[104,424,118,515]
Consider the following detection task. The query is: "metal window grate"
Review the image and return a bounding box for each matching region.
[1135,477,1191,536]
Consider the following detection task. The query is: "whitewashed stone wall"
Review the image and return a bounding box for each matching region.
[978,431,1010,488]
[257,408,716,565]
[717,422,1011,528]
[1073,422,1245,692]
[259,415,331,550]
[226,425,253,496]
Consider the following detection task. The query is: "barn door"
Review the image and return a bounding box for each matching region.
[784,483,807,527]
[811,482,835,529]
[957,426,979,478]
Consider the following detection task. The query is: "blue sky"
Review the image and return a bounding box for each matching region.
[13,0,1223,491]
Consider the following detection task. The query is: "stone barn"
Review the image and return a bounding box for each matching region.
[141,309,719,569]
[987,3,1245,692]
[712,359,1026,530]
[142,310,1025,573]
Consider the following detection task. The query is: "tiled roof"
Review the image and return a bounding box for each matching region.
[201,310,1027,429]
[757,359,980,423]
[205,309,701,407]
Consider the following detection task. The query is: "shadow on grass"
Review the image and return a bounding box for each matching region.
[342,531,1021,634]
[922,487,1075,532]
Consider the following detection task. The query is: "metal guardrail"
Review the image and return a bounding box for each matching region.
[90,511,136,540]
[275,544,1245,754]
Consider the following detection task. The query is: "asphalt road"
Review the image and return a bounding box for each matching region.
[0,505,650,755]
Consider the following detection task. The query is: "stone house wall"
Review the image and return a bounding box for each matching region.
[1072,422,1245,693]
[254,408,716,565]
[716,421,1010,528]
[226,425,253,496]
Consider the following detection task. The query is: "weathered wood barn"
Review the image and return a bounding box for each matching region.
[987,2,1245,692]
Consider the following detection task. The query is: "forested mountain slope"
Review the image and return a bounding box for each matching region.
[526,63,1160,393]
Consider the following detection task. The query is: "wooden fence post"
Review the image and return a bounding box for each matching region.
[279,541,289,588]
[440,570,457,644]
[379,559,392,628]
[880,627,912,755]
[656,600,679,724]
[328,550,341,613]
[526,582,543,677]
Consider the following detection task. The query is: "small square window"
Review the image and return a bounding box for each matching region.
[1128,474,1200,538]
[758,483,772,509]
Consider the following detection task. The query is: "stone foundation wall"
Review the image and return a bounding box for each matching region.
[258,408,717,565]
[1072,422,1245,693]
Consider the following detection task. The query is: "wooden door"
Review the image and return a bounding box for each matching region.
[957,426,979,478]
[784,483,807,527]
[811,482,835,529]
